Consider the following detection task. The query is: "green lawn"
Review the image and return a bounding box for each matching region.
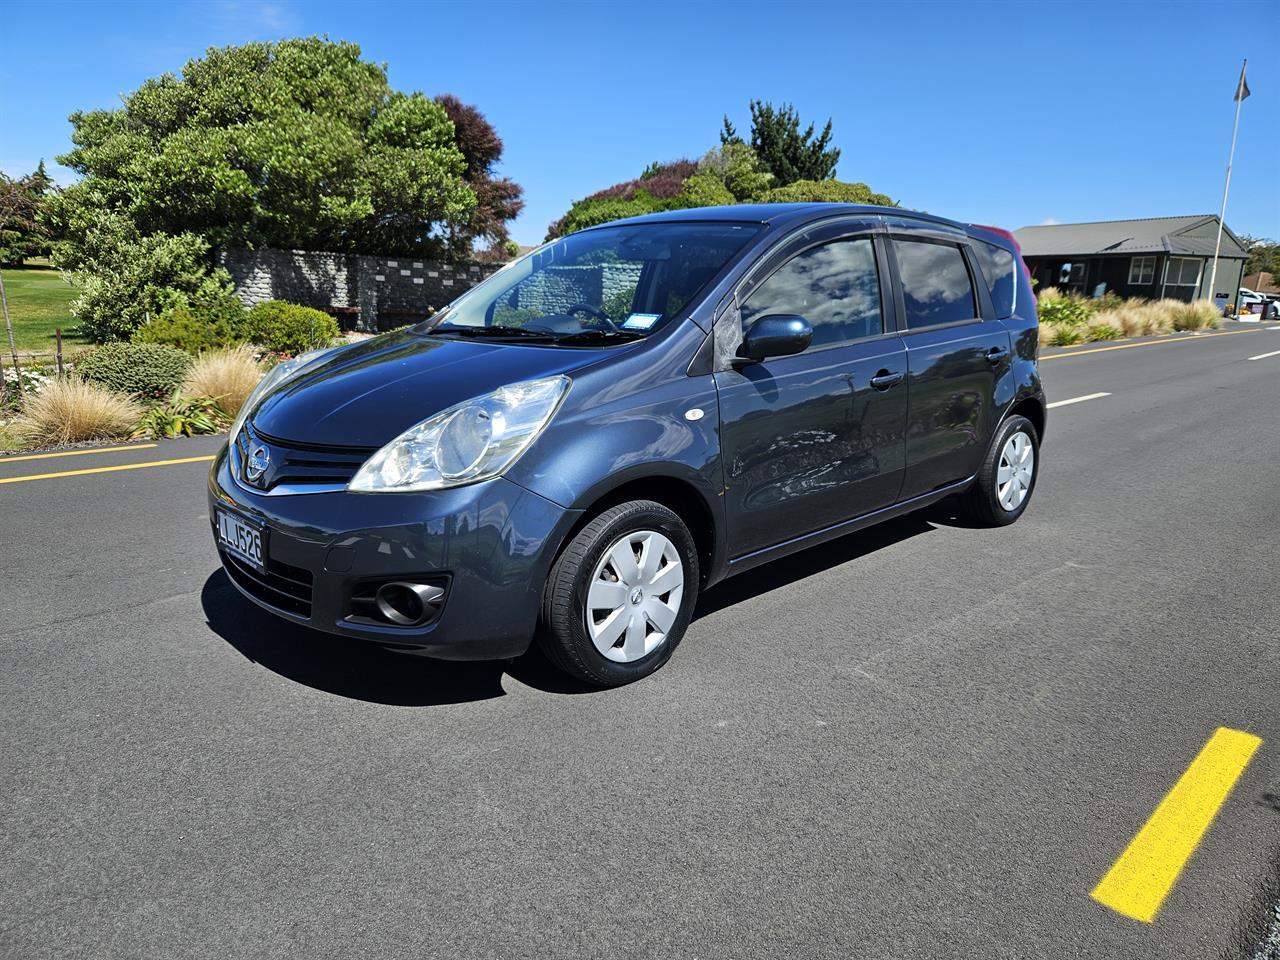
[0,267,88,354]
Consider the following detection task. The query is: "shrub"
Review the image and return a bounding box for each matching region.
[137,395,231,439]
[134,301,245,354]
[1092,291,1124,314]
[1085,321,1121,342]
[50,211,236,342]
[13,378,142,445]
[241,301,340,355]
[179,347,263,416]
[78,342,193,400]
[1036,289,1091,327]
[758,179,893,205]
[1051,325,1084,347]
[1171,300,1221,331]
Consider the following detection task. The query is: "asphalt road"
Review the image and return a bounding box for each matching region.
[2,325,1278,959]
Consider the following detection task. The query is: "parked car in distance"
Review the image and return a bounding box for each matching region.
[1237,287,1265,313]
[210,204,1045,686]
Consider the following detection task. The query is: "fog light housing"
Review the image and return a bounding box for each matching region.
[346,577,449,628]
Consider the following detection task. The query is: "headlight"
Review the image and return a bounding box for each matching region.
[230,347,335,444]
[348,376,570,492]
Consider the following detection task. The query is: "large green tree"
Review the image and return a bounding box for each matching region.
[721,100,840,186]
[51,38,489,340]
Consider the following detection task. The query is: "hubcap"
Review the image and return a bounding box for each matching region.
[996,430,1035,511]
[585,530,685,663]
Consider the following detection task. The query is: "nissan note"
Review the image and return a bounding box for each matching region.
[210,203,1046,686]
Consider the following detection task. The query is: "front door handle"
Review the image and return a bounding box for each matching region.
[986,346,1010,364]
[869,369,904,390]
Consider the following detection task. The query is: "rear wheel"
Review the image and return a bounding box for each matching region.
[960,414,1039,526]
[538,500,699,687]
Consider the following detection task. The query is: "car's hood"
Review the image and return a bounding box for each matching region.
[251,329,601,448]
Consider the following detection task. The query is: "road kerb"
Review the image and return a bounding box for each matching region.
[1041,329,1258,362]
[1,443,159,464]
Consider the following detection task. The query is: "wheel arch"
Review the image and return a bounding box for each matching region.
[1007,394,1046,443]
[558,467,723,587]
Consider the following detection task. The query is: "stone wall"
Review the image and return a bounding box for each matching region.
[506,263,643,315]
[218,248,502,332]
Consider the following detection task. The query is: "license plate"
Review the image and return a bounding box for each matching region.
[217,509,264,572]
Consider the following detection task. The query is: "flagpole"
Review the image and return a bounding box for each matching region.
[1207,58,1246,306]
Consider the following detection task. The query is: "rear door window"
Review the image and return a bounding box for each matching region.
[893,240,977,329]
[972,240,1017,318]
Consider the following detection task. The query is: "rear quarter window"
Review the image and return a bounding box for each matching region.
[972,240,1017,319]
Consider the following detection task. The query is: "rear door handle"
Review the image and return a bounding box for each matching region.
[986,346,1009,364]
[869,369,904,390]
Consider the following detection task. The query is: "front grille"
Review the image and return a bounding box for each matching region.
[221,549,314,618]
[236,425,374,492]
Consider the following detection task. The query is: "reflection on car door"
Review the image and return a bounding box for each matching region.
[890,237,1011,500]
[715,232,908,559]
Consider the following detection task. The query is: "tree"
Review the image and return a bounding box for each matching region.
[0,161,53,266]
[49,37,489,339]
[547,145,892,239]
[1240,235,1279,280]
[434,94,525,261]
[545,160,697,239]
[722,100,840,186]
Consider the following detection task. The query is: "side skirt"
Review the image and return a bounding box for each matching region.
[719,476,975,580]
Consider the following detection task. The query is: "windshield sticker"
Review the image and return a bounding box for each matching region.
[622,313,662,331]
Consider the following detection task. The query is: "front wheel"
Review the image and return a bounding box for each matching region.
[960,414,1040,526]
[538,500,699,687]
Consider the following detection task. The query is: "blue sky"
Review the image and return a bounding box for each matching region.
[3,0,1277,245]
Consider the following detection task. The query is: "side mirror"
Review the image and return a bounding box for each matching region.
[737,314,813,363]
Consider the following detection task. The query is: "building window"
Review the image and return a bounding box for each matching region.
[1129,256,1156,285]
[1163,257,1202,289]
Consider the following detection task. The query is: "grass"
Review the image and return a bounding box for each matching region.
[180,347,264,416]
[10,378,142,446]
[0,266,88,353]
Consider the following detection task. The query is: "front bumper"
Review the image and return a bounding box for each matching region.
[207,443,580,660]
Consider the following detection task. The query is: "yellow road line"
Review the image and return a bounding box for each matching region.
[1,443,158,464]
[0,455,215,485]
[1042,328,1258,361]
[1092,727,1262,923]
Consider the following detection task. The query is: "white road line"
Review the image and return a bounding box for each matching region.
[1247,349,1280,361]
[1047,392,1111,409]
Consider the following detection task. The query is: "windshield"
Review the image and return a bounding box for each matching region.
[420,222,760,345]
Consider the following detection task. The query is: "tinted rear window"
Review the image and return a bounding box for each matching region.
[972,239,1017,318]
[894,240,976,328]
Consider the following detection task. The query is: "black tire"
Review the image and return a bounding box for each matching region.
[538,500,700,687]
[960,414,1040,527]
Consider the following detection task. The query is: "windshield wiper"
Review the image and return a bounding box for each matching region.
[549,329,646,345]
[430,324,557,340]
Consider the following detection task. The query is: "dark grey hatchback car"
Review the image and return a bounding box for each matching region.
[210,203,1045,686]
